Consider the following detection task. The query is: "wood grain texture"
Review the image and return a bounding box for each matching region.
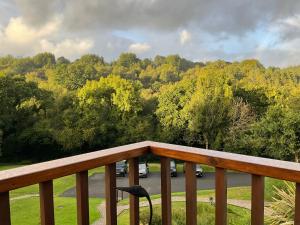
[0,142,149,192]
[105,163,117,225]
[185,162,197,225]
[149,141,300,182]
[2,141,300,193]
[0,192,11,225]
[295,183,300,225]
[161,157,171,225]
[251,175,264,225]
[128,158,139,225]
[215,167,227,225]
[39,180,54,225]
[76,171,89,225]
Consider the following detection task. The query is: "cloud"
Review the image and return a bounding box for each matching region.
[14,0,62,27]
[128,43,151,54]
[0,16,93,58]
[180,30,191,45]
[12,0,300,35]
[40,39,94,58]
[2,0,300,66]
[2,16,61,44]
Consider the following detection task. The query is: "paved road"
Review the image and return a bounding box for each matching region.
[62,172,250,198]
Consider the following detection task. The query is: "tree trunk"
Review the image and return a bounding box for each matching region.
[295,152,300,163]
[204,135,209,149]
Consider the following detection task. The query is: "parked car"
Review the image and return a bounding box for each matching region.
[116,160,127,177]
[170,160,177,177]
[183,164,204,177]
[196,164,204,177]
[139,162,149,178]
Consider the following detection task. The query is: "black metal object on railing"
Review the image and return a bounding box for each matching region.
[116,185,153,225]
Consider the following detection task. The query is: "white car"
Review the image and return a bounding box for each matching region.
[116,160,127,177]
[139,163,149,178]
[183,164,204,177]
[196,164,204,177]
[170,160,178,177]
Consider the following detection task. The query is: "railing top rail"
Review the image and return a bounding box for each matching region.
[149,141,300,182]
[0,142,150,192]
[1,140,300,192]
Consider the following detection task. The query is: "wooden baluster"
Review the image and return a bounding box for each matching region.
[215,167,227,225]
[161,157,171,225]
[129,158,139,225]
[40,180,55,225]
[185,162,197,225]
[0,192,11,225]
[105,163,117,225]
[295,183,300,225]
[76,171,89,225]
[251,175,264,225]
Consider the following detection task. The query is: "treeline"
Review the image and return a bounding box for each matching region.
[0,53,299,162]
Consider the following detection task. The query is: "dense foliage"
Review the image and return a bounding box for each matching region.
[267,182,295,225]
[0,53,299,161]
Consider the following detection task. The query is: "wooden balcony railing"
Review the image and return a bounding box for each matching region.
[1,141,300,225]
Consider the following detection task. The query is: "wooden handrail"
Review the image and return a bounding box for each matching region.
[149,141,300,183]
[0,142,150,192]
[2,141,300,191]
[1,141,300,225]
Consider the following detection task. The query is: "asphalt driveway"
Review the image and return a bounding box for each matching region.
[62,172,251,198]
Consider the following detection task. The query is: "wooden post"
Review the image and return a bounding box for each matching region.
[129,158,139,225]
[0,192,11,225]
[251,175,264,225]
[215,167,227,225]
[76,171,89,225]
[39,180,55,225]
[105,163,117,225]
[185,162,197,225]
[161,157,171,225]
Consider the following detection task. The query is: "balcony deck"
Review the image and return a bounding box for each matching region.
[0,141,300,225]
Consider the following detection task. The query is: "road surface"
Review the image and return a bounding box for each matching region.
[62,172,250,198]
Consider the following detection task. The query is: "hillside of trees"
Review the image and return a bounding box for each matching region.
[0,53,299,162]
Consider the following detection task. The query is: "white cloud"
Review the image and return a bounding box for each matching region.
[3,16,61,44]
[128,42,151,54]
[180,30,191,45]
[280,15,300,28]
[40,38,94,58]
[0,16,93,58]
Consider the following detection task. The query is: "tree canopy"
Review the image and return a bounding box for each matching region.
[0,52,299,162]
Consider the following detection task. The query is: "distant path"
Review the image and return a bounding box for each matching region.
[10,194,39,201]
[62,172,251,198]
[92,196,271,225]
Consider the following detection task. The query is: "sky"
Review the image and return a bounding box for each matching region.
[1,0,300,67]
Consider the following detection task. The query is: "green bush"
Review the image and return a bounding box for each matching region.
[267,182,295,225]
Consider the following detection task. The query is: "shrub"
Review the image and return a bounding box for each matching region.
[267,182,295,225]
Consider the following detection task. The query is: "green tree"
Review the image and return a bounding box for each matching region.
[184,74,233,149]
[75,75,143,148]
[0,76,54,158]
[253,105,300,161]
[55,62,97,90]
[32,52,56,68]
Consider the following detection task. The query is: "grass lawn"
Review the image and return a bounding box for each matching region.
[1,164,103,225]
[10,196,101,225]
[117,175,285,206]
[118,202,251,225]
